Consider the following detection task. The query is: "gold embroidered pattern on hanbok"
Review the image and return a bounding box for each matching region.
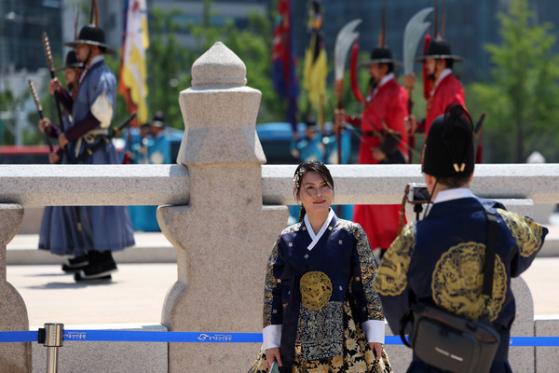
[373,223,415,296]
[350,224,384,320]
[297,301,344,360]
[263,240,280,326]
[431,242,507,321]
[497,209,544,257]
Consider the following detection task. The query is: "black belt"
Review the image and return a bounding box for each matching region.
[363,130,380,138]
[75,135,110,163]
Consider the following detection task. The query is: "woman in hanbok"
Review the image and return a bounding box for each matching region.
[250,161,391,372]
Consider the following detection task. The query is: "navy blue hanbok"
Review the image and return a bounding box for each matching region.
[373,188,548,373]
[250,210,391,372]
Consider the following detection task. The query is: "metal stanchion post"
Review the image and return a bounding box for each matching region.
[43,323,64,373]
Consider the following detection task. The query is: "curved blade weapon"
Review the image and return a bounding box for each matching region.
[403,7,433,76]
[403,7,433,162]
[334,19,361,164]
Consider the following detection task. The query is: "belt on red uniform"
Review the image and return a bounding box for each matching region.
[362,130,381,138]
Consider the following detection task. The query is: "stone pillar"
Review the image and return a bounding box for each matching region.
[510,277,535,373]
[0,204,31,373]
[157,42,288,372]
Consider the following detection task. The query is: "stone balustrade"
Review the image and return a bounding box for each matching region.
[2,163,559,206]
[0,41,558,372]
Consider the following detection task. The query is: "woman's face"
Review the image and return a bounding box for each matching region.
[297,171,333,215]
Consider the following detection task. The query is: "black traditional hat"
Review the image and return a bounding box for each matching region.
[368,47,399,64]
[56,51,84,71]
[65,51,84,69]
[65,0,114,54]
[65,25,114,54]
[422,104,474,178]
[417,38,462,61]
[305,115,317,129]
[151,111,165,128]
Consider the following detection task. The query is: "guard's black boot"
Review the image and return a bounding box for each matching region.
[74,251,117,282]
[62,254,89,274]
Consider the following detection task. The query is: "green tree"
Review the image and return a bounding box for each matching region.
[218,14,284,122]
[469,0,559,162]
[140,4,284,128]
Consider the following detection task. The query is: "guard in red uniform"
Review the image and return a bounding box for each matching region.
[337,46,409,255]
[418,39,465,136]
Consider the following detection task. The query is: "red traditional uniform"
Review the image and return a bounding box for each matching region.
[353,74,408,250]
[425,69,465,136]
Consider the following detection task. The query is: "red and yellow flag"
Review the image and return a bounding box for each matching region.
[119,0,149,124]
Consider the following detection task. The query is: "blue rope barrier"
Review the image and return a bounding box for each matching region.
[0,331,37,343]
[1,330,559,346]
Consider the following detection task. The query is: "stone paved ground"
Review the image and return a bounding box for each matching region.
[6,258,559,327]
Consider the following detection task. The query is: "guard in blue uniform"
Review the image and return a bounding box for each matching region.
[146,111,171,165]
[132,112,171,231]
[290,117,324,163]
[39,51,87,272]
[123,123,151,165]
[41,11,135,282]
[373,105,548,372]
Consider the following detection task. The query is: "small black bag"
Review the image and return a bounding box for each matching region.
[401,206,502,373]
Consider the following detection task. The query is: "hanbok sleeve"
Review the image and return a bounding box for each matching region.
[262,239,285,349]
[350,224,385,343]
[373,223,415,336]
[496,208,548,277]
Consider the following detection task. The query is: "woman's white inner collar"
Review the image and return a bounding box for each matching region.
[303,209,336,251]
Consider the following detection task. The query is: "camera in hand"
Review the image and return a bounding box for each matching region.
[407,183,431,204]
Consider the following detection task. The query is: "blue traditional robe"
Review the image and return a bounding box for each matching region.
[250,210,391,372]
[49,55,134,253]
[39,94,88,255]
[373,188,548,373]
[129,132,172,231]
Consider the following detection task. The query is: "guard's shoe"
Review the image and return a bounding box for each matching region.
[62,255,89,274]
[74,261,118,282]
[74,273,112,283]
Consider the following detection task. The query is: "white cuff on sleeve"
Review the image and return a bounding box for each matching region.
[262,325,282,350]
[361,320,385,344]
[91,93,113,129]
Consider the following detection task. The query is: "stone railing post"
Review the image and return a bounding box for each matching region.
[0,204,30,372]
[157,42,288,372]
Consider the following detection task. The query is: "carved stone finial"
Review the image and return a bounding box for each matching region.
[191,41,247,87]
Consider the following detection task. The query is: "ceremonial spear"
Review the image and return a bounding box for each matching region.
[42,33,66,133]
[28,80,54,152]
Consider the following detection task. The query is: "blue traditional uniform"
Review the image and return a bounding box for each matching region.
[250,210,392,372]
[146,131,171,165]
[290,134,324,163]
[39,112,88,256]
[131,131,171,231]
[373,188,548,372]
[124,127,149,164]
[66,55,135,252]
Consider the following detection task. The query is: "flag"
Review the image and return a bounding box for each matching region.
[272,0,299,132]
[119,0,149,124]
[302,0,327,126]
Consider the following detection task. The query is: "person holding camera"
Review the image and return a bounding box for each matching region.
[373,104,547,372]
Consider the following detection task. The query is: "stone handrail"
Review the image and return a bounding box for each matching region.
[1,163,559,206]
[0,41,557,372]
